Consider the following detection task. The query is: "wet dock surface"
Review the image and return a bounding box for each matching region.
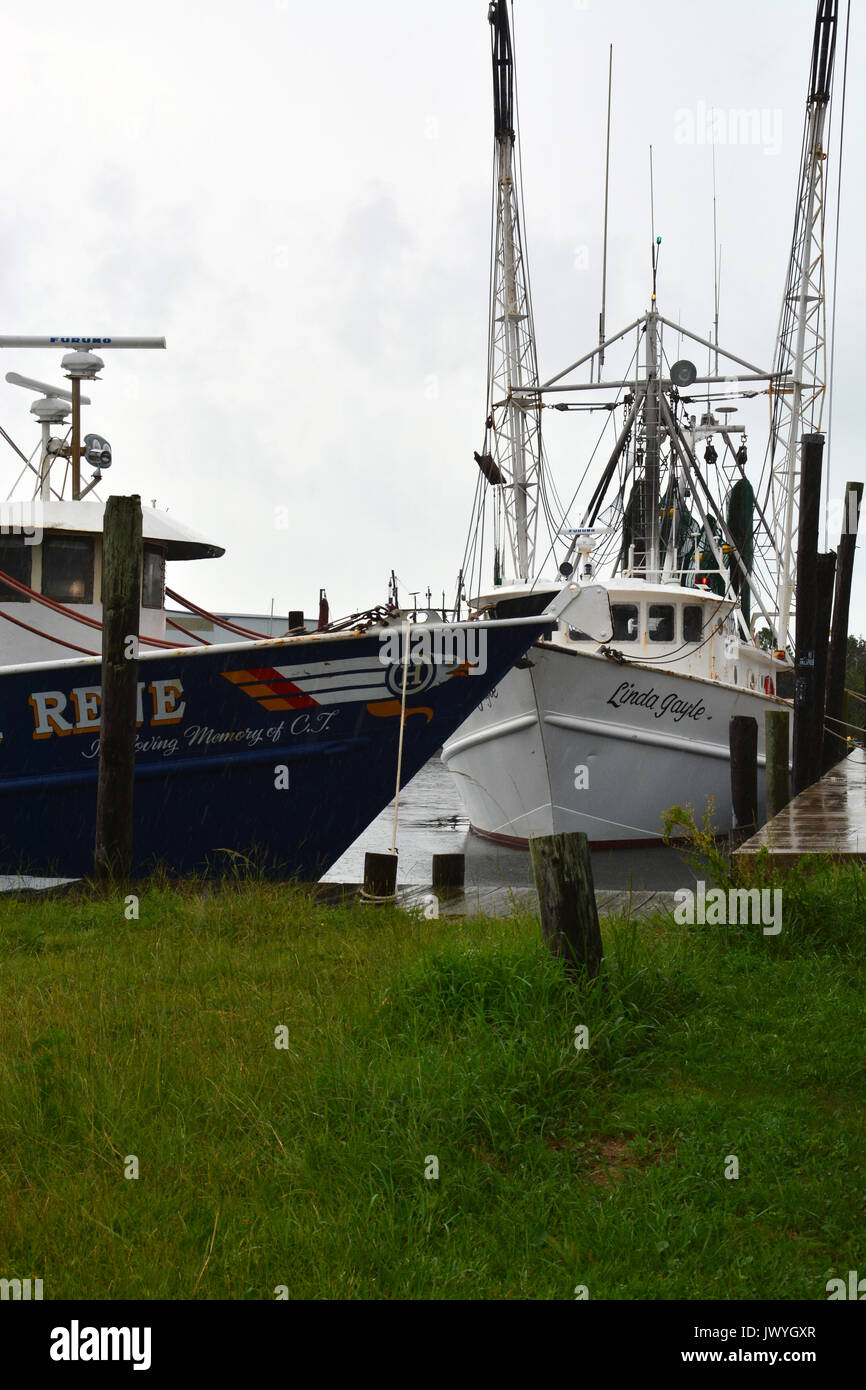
[733,749,866,871]
[315,882,678,920]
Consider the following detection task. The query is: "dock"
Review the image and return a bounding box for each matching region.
[314,883,677,920]
[733,748,866,873]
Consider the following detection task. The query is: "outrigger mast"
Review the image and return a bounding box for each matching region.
[767,0,838,651]
[481,0,542,583]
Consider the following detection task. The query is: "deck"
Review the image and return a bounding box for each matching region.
[733,748,866,873]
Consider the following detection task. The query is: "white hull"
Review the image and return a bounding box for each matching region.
[443,641,786,846]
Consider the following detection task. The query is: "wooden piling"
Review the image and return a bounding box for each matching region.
[362,851,397,900]
[813,550,837,772]
[432,852,465,897]
[824,481,863,769]
[793,433,824,794]
[729,715,758,831]
[94,495,143,881]
[529,831,603,979]
[765,710,791,821]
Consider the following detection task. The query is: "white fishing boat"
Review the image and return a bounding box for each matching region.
[444,0,845,847]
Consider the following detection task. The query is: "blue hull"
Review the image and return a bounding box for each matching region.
[0,621,544,879]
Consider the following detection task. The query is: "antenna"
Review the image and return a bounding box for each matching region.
[712,126,720,373]
[0,335,165,498]
[5,372,91,406]
[649,147,660,305]
[0,336,166,350]
[597,45,613,378]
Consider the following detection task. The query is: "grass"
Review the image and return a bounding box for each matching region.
[0,862,864,1300]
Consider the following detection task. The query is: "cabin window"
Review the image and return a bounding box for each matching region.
[42,534,95,604]
[611,603,638,642]
[683,605,704,643]
[648,604,674,642]
[142,544,166,610]
[0,534,32,602]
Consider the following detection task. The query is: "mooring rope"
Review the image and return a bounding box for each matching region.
[390,619,412,858]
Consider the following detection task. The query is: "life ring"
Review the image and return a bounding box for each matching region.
[763,676,775,695]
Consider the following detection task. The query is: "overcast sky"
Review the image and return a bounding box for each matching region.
[1,0,863,633]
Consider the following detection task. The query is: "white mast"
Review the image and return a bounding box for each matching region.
[768,0,837,650]
[486,0,542,583]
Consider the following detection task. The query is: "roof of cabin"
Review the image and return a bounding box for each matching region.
[7,500,225,561]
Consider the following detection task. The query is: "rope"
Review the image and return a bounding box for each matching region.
[824,711,865,735]
[0,566,182,649]
[165,587,266,639]
[165,615,212,645]
[0,566,102,627]
[0,605,98,654]
[390,619,412,859]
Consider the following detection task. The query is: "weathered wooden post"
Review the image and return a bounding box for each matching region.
[765,710,791,821]
[813,550,837,771]
[432,852,465,898]
[530,832,603,980]
[94,495,143,881]
[793,433,823,793]
[729,715,758,831]
[362,851,397,901]
[824,481,863,769]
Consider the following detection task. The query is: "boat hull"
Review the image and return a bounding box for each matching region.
[443,642,786,846]
[0,621,545,879]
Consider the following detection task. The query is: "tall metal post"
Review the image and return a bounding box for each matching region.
[486,0,542,583]
[71,377,81,500]
[769,0,837,650]
[644,314,660,579]
[824,481,863,767]
[793,433,824,793]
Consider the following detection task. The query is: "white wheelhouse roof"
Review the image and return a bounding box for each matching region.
[1,499,224,561]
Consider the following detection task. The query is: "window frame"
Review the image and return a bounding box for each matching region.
[647,603,675,643]
[41,532,95,605]
[683,604,704,644]
[0,533,33,603]
[611,603,639,643]
[142,543,166,611]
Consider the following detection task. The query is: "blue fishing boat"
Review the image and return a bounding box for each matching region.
[0,338,551,879]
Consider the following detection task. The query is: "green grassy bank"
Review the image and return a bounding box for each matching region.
[1,862,864,1300]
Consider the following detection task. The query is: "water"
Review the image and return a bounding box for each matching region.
[1,755,700,895]
[324,753,701,890]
